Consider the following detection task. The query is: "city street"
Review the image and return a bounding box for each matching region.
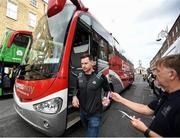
[0,74,157,137]
[0,0,179,137]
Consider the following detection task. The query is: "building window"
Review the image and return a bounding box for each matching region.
[172,31,174,37]
[30,0,37,7]
[6,1,17,20]
[167,39,169,47]
[28,12,36,27]
[44,5,47,13]
[175,26,178,33]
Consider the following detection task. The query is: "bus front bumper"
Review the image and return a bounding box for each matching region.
[14,103,67,136]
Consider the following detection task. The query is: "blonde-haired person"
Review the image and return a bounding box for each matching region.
[111,54,180,137]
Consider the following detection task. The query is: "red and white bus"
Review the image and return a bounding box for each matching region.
[10,0,134,136]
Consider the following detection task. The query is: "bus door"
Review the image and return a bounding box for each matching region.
[67,13,92,127]
[2,66,14,95]
[69,17,90,105]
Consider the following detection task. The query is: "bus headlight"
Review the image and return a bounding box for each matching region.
[33,97,63,114]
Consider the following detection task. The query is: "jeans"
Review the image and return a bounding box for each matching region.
[80,111,101,137]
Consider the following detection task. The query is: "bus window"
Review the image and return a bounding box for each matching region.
[13,34,30,48]
[108,44,114,55]
[71,32,90,68]
[79,14,92,30]
[98,39,108,61]
[73,43,89,53]
[70,16,91,68]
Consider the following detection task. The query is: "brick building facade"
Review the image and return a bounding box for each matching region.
[150,15,180,68]
[0,0,47,41]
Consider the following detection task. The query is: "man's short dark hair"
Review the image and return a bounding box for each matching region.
[80,53,93,61]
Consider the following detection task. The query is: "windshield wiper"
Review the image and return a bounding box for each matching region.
[18,65,57,79]
[30,68,54,78]
[14,64,30,78]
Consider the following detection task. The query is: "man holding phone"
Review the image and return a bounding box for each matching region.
[72,53,111,137]
[111,54,180,137]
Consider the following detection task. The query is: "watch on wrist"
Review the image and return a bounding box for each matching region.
[144,128,150,137]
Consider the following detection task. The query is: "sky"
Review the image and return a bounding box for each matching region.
[82,0,180,68]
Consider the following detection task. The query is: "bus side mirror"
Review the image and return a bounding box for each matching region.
[7,30,32,48]
[47,0,66,17]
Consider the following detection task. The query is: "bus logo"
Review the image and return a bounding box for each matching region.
[16,50,23,56]
[15,82,34,95]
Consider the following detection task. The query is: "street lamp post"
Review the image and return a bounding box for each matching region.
[156,29,168,41]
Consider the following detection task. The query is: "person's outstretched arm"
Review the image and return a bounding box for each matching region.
[111,92,154,116]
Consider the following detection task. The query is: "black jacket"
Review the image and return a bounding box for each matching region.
[73,71,110,115]
[148,90,180,137]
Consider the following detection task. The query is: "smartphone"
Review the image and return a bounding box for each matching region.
[107,91,111,98]
[118,110,133,120]
[103,92,111,106]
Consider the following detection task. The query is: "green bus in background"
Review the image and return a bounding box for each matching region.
[0,30,32,96]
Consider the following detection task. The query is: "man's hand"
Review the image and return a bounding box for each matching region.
[130,116,147,133]
[102,97,110,106]
[130,116,162,137]
[72,96,80,108]
[111,92,123,103]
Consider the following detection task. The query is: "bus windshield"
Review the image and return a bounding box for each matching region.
[18,4,76,80]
